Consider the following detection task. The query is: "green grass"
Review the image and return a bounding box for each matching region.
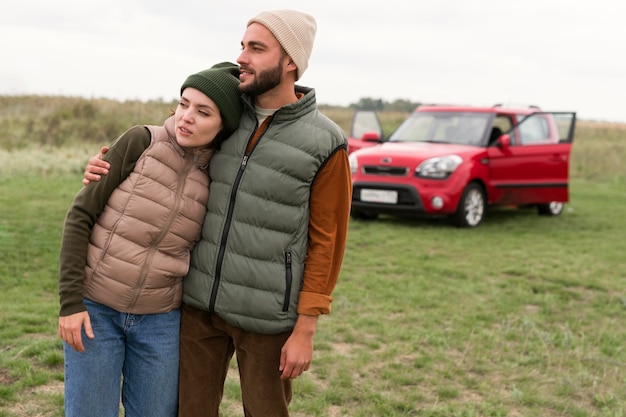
[1,172,625,416]
[321,183,626,416]
[0,175,79,417]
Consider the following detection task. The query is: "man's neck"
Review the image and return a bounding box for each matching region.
[254,82,299,109]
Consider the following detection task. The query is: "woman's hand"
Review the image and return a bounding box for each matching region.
[58,311,95,352]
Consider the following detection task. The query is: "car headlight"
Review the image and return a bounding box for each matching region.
[349,153,359,174]
[415,155,462,179]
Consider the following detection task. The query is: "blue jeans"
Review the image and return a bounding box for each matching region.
[63,298,180,417]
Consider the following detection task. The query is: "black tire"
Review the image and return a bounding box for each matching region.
[350,210,379,220]
[451,183,486,227]
[537,202,564,216]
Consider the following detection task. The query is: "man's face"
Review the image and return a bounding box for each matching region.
[237,23,290,97]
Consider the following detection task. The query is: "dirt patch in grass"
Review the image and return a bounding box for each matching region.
[6,380,64,417]
[0,368,18,386]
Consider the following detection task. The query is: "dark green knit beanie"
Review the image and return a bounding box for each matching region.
[180,62,243,133]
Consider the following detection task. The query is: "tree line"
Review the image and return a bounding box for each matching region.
[348,97,421,112]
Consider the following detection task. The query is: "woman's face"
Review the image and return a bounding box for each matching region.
[174,87,223,148]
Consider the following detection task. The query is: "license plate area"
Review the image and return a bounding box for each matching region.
[360,189,398,204]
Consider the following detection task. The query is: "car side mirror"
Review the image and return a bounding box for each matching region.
[497,134,511,147]
[361,132,381,143]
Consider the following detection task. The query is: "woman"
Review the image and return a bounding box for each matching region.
[58,63,242,417]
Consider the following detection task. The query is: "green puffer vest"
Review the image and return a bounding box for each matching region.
[183,87,347,334]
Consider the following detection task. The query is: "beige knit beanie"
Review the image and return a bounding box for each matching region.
[247,9,317,80]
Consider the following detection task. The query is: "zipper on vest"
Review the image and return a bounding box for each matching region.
[209,153,252,312]
[282,251,293,312]
[209,118,270,312]
[128,156,195,310]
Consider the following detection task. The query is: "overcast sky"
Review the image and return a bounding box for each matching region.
[2,0,625,122]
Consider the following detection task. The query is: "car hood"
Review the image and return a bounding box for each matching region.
[353,141,482,164]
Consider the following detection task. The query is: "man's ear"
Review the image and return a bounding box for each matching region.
[285,58,298,75]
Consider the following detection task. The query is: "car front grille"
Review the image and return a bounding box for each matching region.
[362,165,408,176]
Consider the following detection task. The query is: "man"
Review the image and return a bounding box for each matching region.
[84,10,351,417]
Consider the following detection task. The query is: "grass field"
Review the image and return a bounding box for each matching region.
[1,98,626,416]
[2,175,625,417]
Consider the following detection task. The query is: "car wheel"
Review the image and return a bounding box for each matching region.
[537,202,564,216]
[452,183,486,227]
[350,210,379,220]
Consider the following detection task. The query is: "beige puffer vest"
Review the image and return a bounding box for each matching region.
[83,117,212,314]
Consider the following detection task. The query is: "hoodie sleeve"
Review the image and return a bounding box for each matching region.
[58,126,151,316]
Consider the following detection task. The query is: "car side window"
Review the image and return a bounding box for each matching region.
[517,114,551,145]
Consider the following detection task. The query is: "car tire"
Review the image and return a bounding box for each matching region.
[537,202,564,216]
[350,210,379,220]
[451,183,486,227]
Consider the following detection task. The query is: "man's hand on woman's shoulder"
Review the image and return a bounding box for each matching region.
[83,146,111,186]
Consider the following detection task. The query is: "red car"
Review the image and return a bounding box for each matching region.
[349,104,577,227]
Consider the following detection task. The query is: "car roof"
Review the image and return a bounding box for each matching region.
[415,104,541,116]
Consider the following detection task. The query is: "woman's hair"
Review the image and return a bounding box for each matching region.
[209,128,232,151]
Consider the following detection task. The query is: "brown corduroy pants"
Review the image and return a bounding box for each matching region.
[178,304,293,417]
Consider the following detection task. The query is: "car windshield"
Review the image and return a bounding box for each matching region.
[389,112,492,146]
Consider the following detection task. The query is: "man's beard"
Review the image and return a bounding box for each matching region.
[239,60,283,97]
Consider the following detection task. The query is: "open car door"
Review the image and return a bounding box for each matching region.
[487,111,576,205]
[347,110,384,154]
